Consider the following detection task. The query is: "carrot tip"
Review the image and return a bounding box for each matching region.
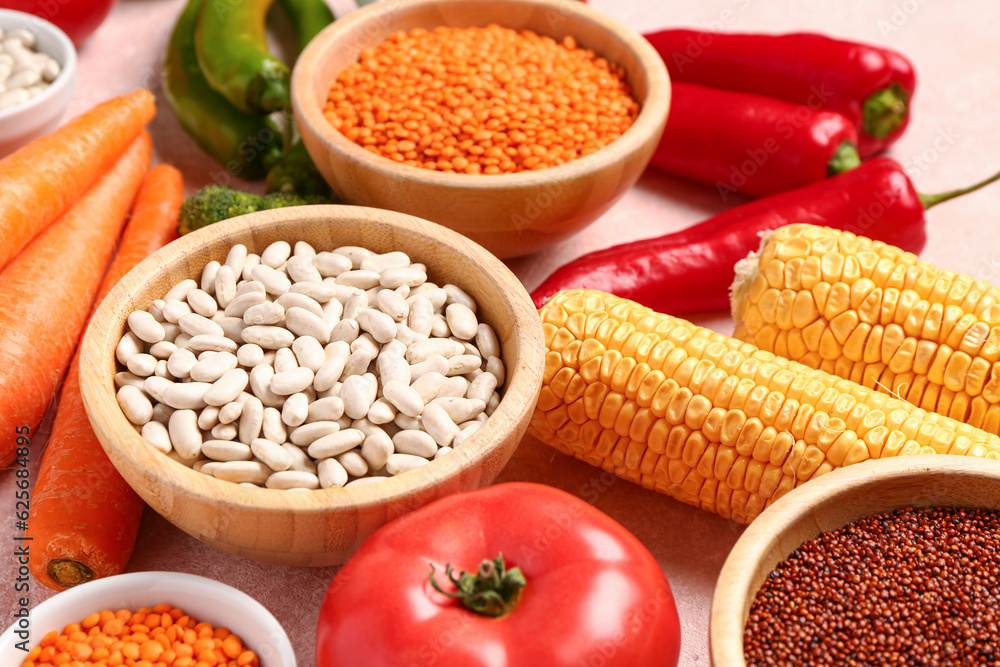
[48,558,96,588]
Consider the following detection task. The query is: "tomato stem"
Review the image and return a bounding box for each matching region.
[428,553,526,618]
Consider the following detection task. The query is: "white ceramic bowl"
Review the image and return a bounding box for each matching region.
[0,9,77,158]
[0,571,296,666]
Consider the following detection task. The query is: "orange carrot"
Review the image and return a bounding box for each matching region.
[0,131,152,469]
[0,88,156,270]
[27,164,184,591]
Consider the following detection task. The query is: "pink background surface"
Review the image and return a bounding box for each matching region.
[5,1,1000,665]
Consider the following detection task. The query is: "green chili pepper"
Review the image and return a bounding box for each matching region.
[278,0,335,52]
[163,0,283,180]
[195,0,290,115]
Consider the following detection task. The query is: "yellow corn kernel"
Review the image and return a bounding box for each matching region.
[732,224,1000,438]
[533,289,1000,524]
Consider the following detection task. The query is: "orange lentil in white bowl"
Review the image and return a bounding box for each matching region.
[0,571,295,666]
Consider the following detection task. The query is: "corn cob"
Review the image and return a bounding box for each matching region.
[732,223,1000,437]
[531,289,1000,523]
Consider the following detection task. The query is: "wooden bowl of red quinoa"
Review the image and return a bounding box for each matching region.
[710,454,1000,665]
[290,0,670,259]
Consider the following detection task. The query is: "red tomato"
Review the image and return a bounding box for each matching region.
[0,0,117,44]
[316,482,681,667]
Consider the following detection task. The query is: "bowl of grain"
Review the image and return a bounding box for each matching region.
[78,205,545,567]
[0,571,295,666]
[291,0,670,259]
[710,455,1000,665]
[0,10,77,157]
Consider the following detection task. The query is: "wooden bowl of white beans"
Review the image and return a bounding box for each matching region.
[78,205,545,566]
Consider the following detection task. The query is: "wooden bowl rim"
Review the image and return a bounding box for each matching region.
[290,0,670,188]
[79,204,545,514]
[709,454,1000,666]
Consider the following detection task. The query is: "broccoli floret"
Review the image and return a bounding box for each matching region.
[260,192,328,209]
[178,185,328,236]
[178,186,260,235]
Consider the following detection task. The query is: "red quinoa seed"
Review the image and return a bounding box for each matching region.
[744,506,1000,665]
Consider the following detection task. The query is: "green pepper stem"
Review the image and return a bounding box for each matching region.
[919,167,1000,210]
[428,553,526,618]
[862,82,910,141]
[248,63,291,115]
[826,140,862,176]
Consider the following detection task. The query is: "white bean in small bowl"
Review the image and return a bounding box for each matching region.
[0,26,62,108]
[114,239,507,491]
[0,9,76,157]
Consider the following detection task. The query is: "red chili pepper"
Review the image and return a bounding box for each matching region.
[652,82,861,200]
[643,30,917,158]
[530,158,1000,314]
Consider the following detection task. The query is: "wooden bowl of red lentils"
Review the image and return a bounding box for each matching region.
[710,455,1000,665]
[291,0,670,259]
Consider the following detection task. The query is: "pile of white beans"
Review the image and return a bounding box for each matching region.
[114,240,505,490]
[0,28,61,111]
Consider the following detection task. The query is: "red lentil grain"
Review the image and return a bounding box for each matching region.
[20,606,260,667]
[324,24,639,174]
[745,506,1000,665]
